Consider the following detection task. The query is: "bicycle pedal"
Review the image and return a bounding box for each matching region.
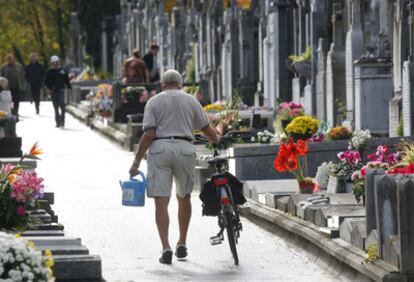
[210,236,223,246]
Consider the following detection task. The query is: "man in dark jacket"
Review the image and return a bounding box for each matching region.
[143,44,160,82]
[44,55,71,128]
[25,52,45,114]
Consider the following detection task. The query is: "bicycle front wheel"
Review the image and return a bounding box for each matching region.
[225,212,239,265]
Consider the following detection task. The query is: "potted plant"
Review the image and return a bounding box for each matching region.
[0,143,44,231]
[274,139,314,193]
[0,232,55,280]
[285,115,320,141]
[327,126,353,141]
[288,47,312,80]
[277,102,305,130]
[329,150,364,193]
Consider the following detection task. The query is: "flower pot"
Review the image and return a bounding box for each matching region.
[298,181,314,194]
[289,133,312,142]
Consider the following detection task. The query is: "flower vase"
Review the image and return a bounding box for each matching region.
[289,133,312,142]
[298,181,314,194]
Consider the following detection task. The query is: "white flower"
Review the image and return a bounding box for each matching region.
[250,137,256,142]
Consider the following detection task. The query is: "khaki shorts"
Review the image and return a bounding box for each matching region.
[146,139,196,198]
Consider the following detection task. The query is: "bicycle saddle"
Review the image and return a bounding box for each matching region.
[208,157,228,167]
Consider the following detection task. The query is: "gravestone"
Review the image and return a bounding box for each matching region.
[345,0,364,127]
[402,61,412,136]
[375,175,398,258]
[326,2,346,127]
[354,60,393,134]
[397,177,414,274]
[365,169,385,236]
[389,95,401,137]
[316,39,326,121]
[292,77,301,103]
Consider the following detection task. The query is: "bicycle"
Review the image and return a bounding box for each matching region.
[206,149,243,265]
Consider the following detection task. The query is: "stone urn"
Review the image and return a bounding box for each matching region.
[293,61,311,80]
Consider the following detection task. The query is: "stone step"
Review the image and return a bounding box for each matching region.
[52,255,102,281]
[38,245,89,256]
[30,213,52,224]
[265,191,296,208]
[42,192,55,205]
[24,236,82,246]
[35,222,64,231]
[21,230,65,237]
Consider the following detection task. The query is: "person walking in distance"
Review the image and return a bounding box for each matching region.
[122,49,150,84]
[25,52,46,114]
[0,54,26,117]
[143,44,160,83]
[129,69,221,265]
[44,55,71,128]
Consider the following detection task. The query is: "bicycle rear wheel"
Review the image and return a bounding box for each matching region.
[225,212,239,265]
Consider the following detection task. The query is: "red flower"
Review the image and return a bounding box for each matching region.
[387,163,414,174]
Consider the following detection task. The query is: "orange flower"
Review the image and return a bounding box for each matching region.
[29,142,43,156]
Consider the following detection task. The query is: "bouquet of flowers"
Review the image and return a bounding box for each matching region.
[285,116,320,139]
[0,143,44,231]
[91,84,113,117]
[349,129,371,152]
[327,126,353,141]
[121,86,146,102]
[0,232,54,281]
[251,130,275,144]
[331,150,364,180]
[277,102,304,122]
[274,139,314,193]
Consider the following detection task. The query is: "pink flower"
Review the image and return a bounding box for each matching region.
[11,171,44,203]
[337,152,346,161]
[360,166,367,177]
[17,206,26,216]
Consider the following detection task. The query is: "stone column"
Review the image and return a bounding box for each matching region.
[326,2,346,126]
[345,0,364,127]
[316,38,326,121]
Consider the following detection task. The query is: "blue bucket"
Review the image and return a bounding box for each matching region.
[119,171,147,207]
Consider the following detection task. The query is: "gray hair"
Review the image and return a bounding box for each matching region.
[0,77,8,90]
[161,69,183,85]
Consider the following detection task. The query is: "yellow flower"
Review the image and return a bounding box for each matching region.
[45,249,53,257]
[0,111,7,117]
[45,257,55,268]
[285,116,320,135]
[28,241,36,250]
[15,234,21,238]
[203,104,225,113]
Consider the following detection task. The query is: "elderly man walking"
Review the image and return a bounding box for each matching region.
[129,69,220,264]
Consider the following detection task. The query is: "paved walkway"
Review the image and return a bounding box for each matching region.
[16,102,338,281]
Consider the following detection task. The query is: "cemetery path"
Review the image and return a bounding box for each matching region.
[17,102,338,282]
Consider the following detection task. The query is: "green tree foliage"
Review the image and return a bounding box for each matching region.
[0,0,73,67]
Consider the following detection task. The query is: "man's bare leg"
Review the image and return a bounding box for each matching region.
[177,194,191,246]
[154,197,171,250]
